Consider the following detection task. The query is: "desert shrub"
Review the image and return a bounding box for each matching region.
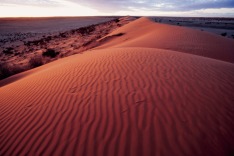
[114,18,120,23]
[42,49,59,58]
[78,25,95,35]
[29,56,43,68]
[59,33,67,38]
[0,62,25,80]
[221,32,227,36]
[0,62,11,79]
[82,40,94,47]
[45,36,52,41]
[10,65,25,76]
[3,47,14,55]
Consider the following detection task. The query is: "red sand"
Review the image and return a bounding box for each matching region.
[97,17,234,63]
[0,17,234,156]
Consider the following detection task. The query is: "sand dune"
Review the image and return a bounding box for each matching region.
[97,17,234,63]
[0,17,234,156]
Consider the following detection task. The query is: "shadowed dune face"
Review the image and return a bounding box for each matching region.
[0,48,234,156]
[97,17,234,63]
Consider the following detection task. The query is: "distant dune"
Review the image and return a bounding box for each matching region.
[0,17,234,156]
[97,17,234,63]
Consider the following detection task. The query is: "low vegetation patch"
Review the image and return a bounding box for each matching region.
[114,19,120,23]
[3,47,14,55]
[29,56,44,68]
[0,63,11,79]
[42,49,59,58]
[221,32,227,36]
[0,62,25,80]
[78,25,96,36]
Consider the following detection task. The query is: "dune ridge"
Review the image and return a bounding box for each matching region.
[97,17,234,63]
[0,17,234,156]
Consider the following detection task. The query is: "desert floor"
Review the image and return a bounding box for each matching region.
[152,16,234,39]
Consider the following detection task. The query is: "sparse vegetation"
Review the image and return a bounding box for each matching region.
[29,56,44,68]
[221,32,227,36]
[3,47,14,55]
[59,33,67,38]
[78,25,95,36]
[0,62,25,80]
[82,40,94,47]
[114,19,120,23]
[0,17,134,80]
[42,49,59,58]
[0,63,11,79]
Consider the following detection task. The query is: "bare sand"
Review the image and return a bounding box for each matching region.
[97,17,234,63]
[0,17,234,156]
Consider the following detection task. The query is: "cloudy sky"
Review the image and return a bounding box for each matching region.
[0,0,234,17]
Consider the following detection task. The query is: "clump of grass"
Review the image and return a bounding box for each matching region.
[42,49,59,58]
[29,56,44,68]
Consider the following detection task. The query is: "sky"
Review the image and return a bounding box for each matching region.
[0,0,234,17]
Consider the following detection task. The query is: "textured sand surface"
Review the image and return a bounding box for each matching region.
[98,17,234,63]
[0,17,234,156]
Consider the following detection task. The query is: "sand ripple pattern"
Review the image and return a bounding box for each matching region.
[0,48,234,156]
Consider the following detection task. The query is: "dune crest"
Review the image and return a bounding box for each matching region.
[97,17,234,63]
[0,17,234,156]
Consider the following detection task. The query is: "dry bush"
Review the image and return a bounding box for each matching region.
[42,49,59,58]
[0,62,25,80]
[3,47,14,55]
[0,62,11,79]
[221,32,227,36]
[29,56,44,68]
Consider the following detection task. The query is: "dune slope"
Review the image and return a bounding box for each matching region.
[0,47,234,156]
[97,17,234,63]
[1,17,234,156]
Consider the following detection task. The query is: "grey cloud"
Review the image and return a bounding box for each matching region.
[67,0,234,12]
[1,0,233,12]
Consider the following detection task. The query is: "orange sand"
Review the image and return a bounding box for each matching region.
[0,17,234,156]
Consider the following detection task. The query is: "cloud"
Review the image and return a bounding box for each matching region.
[0,0,61,7]
[67,0,234,12]
[1,0,233,12]
[0,0,100,17]
[0,0,233,16]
